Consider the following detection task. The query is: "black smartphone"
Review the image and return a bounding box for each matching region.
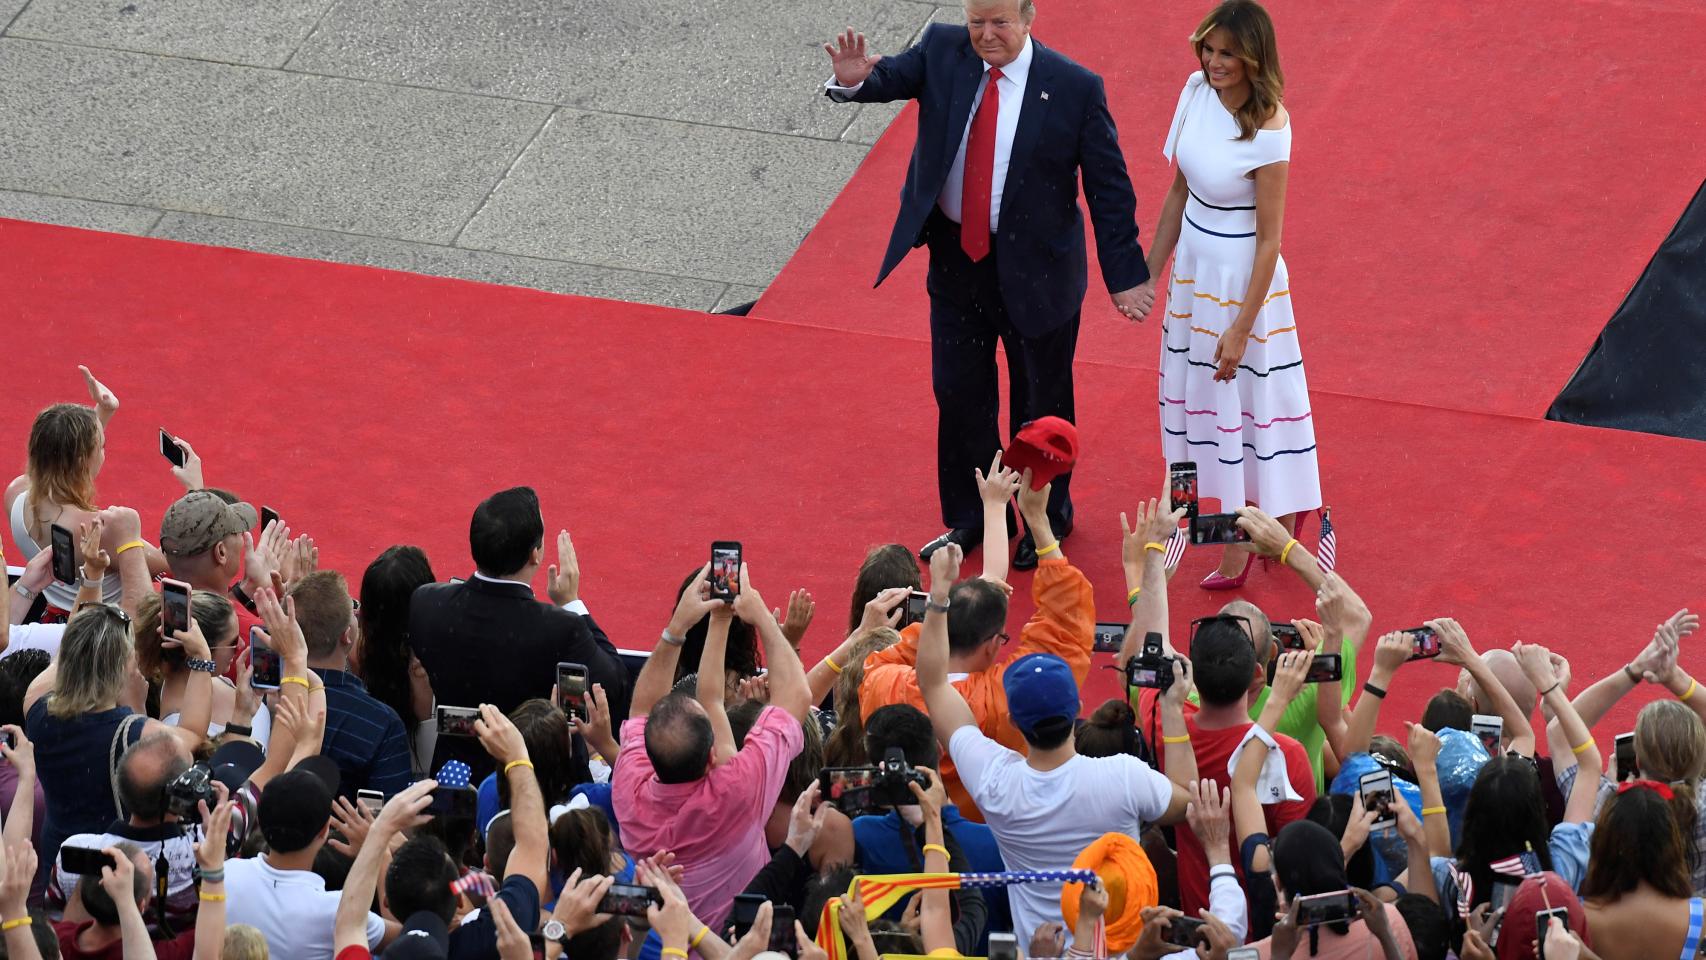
[426,786,478,819]
[905,589,929,625]
[1615,732,1637,782]
[260,506,280,530]
[1305,653,1343,683]
[1272,623,1306,652]
[1163,916,1205,948]
[1168,461,1199,520]
[1472,714,1503,756]
[49,523,77,583]
[1093,622,1126,653]
[0,730,14,750]
[710,541,742,602]
[768,904,797,957]
[557,662,589,723]
[1358,769,1396,832]
[159,428,186,468]
[1189,512,1250,546]
[1402,626,1442,660]
[357,789,384,817]
[1295,890,1356,927]
[729,893,768,941]
[436,705,481,737]
[61,845,117,875]
[1536,908,1571,960]
[598,882,663,918]
[249,628,281,690]
[988,933,1018,960]
[1487,877,1519,947]
[161,578,192,636]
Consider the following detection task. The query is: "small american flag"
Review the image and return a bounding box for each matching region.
[1163,528,1188,571]
[1318,507,1337,572]
[1490,849,1543,878]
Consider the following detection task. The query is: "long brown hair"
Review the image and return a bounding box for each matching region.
[1190,0,1284,141]
[26,403,101,514]
[1581,784,1692,901]
[1634,699,1706,877]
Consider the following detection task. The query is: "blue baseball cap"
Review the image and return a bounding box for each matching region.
[1003,653,1080,735]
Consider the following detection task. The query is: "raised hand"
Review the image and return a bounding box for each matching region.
[1269,650,1310,707]
[567,682,617,757]
[1513,642,1558,692]
[1315,573,1371,640]
[1293,618,1327,653]
[785,781,829,855]
[666,562,725,637]
[860,586,910,633]
[1027,922,1065,960]
[79,518,111,582]
[1014,469,1051,523]
[168,616,213,661]
[78,365,120,420]
[547,530,580,606]
[975,451,1022,506]
[1185,778,1231,852]
[1340,793,1378,856]
[167,437,204,491]
[1234,505,1292,557]
[474,703,529,766]
[823,28,883,88]
[1121,498,1185,568]
[1404,721,1441,772]
[552,867,615,938]
[1430,618,1477,668]
[327,796,375,858]
[730,564,770,625]
[255,587,309,665]
[279,535,319,592]
[1370,632,1412,679]
[775,589,816,647]
[928,542,964,595]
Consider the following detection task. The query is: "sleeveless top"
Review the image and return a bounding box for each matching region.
[8,492,122,610]
[26,698,144,861]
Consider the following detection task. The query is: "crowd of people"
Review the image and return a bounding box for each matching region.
[2,368,1704,960]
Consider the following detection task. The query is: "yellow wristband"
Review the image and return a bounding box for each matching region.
[1279,539,1299,565]
[114,540,149,556]
[1163,734,1192,744]
[1421,806,1446,817]
[199,893,226,902]
[823,657,844,675]
[280,676,311,689]
[504,759,534,775]
[1034,541,1060,558]
[661,949,689,960]
[1682,678,1698,702]
[1571,737,1596,756]
[692,927,709,949]
[0,917,31,931]
[922,843,950,860]
[1144,542,1167,555]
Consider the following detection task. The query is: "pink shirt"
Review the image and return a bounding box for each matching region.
[613,705,803,930]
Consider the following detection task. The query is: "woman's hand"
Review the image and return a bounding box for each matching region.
[552,868,615,937]
[908,766,947,827]
[1404,721,1440,771]
[1268,899,1300,960]
[167,437,204,491]
[0,726,34,782]
[975,451,1023,507]
[79,518,111,581]
[567,682,618,759]
[775,589,815,648]
[169,616,213,661]
[785,781,829,856]
[1340,792,1378,860]
[1352,888,1388,938]
[859,587,909,633]
[79,365,120,421]
[1212,327,1249,382]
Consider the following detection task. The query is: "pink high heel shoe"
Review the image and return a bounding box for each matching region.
[1199,552,1254,590]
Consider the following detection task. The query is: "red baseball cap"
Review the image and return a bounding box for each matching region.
[1005,417,1079,491]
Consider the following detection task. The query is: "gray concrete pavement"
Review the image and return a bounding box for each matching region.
[0,0,953,312]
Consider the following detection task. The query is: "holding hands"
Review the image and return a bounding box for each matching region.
[1112,281,1157,322]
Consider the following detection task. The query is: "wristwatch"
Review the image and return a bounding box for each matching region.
[925,598,951,614]
[541,920,570,947]
[186,657,219,674]
[11,582,34,602]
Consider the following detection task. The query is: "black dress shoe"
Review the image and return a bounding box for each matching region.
[919,527,980,562]
[1012,523,1073,571]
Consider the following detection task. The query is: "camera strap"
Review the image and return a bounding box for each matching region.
[108,713,146,820]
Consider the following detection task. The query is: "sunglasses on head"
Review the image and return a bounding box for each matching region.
[1188,614,1253,651]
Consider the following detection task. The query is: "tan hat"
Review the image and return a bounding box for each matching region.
[160,490,258,557]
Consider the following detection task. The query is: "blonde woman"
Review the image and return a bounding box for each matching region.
[1148,0,1321,588]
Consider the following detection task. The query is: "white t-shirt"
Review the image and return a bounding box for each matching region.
[949,726,1175,945]
[225,855,384,960]
[3,623,64,659]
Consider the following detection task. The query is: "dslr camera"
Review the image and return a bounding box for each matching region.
[165,763,217,822]
[819,747,928,814]
[1125,632,1176,692]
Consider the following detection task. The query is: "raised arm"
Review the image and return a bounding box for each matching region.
[1236,506,1325,593]
[633,563,721,717]
[909,770,956,954]
[1405,722,1452,860]
[731,566,810,720]
[821,26,930,103]
[1345,633,1411,756]
[99,507,151,618]
[1119,497,1187,668]
[164,614,215,748]
[1515,644,1602,823]
[192,788,234,960]
[1435,618,1534,756]
[100,849,154,960]
[0,841,41,960]
[807,589,906,703]
[918,544,977,744]
[1566,612,1692,729]
[0,728,36,851]
[1236,652,1311,873]
[337,782,434,955]
[975,452,1022,586]
[1158,653,1199,790]
[478,704,551,893]
[1294,619,1346,758]
[698,606,739,764]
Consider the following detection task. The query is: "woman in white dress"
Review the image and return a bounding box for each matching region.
[1147,0,1321,588]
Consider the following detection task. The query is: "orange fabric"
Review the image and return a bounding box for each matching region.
[1061,833,1158,952]
[858,558,1097,821]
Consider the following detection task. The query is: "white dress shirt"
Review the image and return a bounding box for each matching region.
[472,569,590,616]
[824,36,1033,229]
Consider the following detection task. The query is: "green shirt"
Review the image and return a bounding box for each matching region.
[1249,637,1360,792]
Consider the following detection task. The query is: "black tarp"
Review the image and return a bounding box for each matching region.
[1547,177,1706,441]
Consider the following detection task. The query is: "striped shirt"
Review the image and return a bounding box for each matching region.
[313,668,414,798]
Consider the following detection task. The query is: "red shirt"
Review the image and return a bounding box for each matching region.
[54,921,196,960]
[1136,691,1316,916]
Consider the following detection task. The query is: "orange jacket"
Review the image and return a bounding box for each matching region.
[857,557,1096,821]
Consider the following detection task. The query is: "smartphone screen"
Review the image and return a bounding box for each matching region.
[768,904,797,957]
[357,789,384,817]
[159,429,186,468]
[1404,626,1441,660]
[1296,890,1356,927]
[905,589,929,625]
[710,541,742,601]
[1472,714,1503,755]
[1305,653,1343,683]
[1615,732,1637,782]
[49,524,78,583]
[1168,461,1199,519]
[1358,770,1396,831]
[1190,512,1250,546]
[249,628,282,690]
[557,662,589,722]
[1093,622,1126,653]
[437,706,480,737]
[161,578,192,635]
[1272,623,1306,651]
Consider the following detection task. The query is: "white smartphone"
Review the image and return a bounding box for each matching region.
[1472,714,1504,756]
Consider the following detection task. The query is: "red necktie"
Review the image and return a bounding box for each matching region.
[961,67,1003,262]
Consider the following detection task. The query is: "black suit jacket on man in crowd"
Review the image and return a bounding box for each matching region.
[408,575,630,782]
[829,22,1148,534]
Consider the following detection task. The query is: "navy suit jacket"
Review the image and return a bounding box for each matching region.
[831,24,1148,336]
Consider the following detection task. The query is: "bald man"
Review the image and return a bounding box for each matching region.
[1457,648,1565,822]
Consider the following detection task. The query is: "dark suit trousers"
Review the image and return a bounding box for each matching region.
[925,208,1078,532]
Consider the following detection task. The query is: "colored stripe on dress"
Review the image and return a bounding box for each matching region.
[1158,398,1313,431]
[1161,339,1304,378]
[1163,428,1317,464]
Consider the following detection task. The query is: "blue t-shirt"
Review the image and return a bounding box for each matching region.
[852,804,1011,941]
[449,875,540,960]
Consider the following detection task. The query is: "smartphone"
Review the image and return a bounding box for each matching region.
[1168,461,1199,520]
[249,628,282,690]
[1226,950,1260,960]
[1472,714,1504,756]
[1093,622,1126,653]
[1402,626,1442,660]
[557,662,590,723]
[260,506,280,530]
[1615,732,1637,782]
[597,882,663,918]
[1190,512,1250,546]
[159,428,186,468]
[729,893,768,941]
[60,846,117,875]
[426,786,478,819]
[161,578,192,635]
[1295,890,1356,927]
[905,589,929,625]
[988,932,1018,960]
[49,524,77,583]
[1358,769,1397,832]
[1305,653,1343,683]
[1487,877,1519,947]
[436,705,481,737]
[1536,908,1571,960]
[1272,623,1306,652]
[709,541,742,602]
[357,789,384,817]
[768,904,797,957]
[1164,916,1205,948]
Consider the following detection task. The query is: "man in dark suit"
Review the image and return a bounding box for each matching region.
[823,0,1154,569]
[408,486,629,780]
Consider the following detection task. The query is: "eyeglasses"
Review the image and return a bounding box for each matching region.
[998,632,1011,645]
